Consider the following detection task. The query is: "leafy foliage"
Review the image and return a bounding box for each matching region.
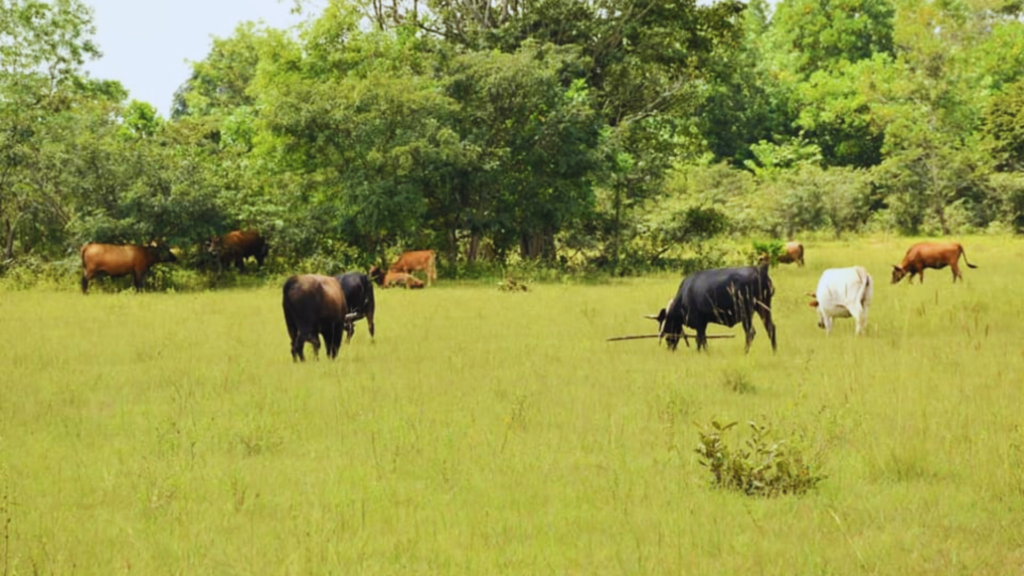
[695,419,826,498]
[4,0,1024,279]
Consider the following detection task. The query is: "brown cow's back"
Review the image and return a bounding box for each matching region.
[777,241,805,266]
[282,274,349,361]
[211,229,269,271]
[892,241,976,284]
[80,243,176,294]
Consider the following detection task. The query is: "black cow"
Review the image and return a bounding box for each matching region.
[282,274,349,362]
[648,265,777,353]
[335,272,376,342]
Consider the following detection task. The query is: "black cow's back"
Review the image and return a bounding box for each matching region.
[336,272,376,339]
[660,265,775,352]
[676,266,773,326]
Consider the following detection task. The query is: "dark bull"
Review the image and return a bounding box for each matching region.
[648,265,777,353]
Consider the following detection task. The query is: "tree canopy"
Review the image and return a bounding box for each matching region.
[3,0,1024,277]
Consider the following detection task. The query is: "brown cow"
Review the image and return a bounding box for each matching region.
[207,230,269,271]
[387,250,436,285]
[777,241,805,266]
[891,241,977,284]
[80,243,177,294]
[282,274,350,362]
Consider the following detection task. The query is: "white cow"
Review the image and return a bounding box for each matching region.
[807,266,873,335]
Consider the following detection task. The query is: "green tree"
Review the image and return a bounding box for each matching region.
[771,0,895,77]
[0,0,100,259]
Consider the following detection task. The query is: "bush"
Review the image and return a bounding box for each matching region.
[695,419,825,497]
[750,239,784,266]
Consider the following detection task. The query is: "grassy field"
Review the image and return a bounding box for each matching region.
[2,236,1024,575]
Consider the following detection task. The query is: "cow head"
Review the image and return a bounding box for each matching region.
[891,265,907,284]
[646,299,688,351]
[805,292,819,308]
[803,292,825,328]
[147,243,178,263]
[368,265,385,287]
[204,236,222,257]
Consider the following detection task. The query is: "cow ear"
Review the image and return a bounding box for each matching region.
[892,264,901,271]
[808,300,819,308]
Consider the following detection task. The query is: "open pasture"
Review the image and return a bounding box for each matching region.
[2,237,1024,574]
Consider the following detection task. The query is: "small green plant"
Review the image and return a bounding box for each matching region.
[695,419,825,497]
[722,369,756,394]
[751,239,785,267]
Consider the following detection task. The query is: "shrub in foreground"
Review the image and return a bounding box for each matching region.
[695,419,825,497]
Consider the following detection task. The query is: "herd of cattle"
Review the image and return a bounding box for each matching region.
[644,240,977,352]
[76,232,978,360]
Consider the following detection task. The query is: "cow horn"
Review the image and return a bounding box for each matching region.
[804,292,816,298]
[644,314,660,320]
[345,312,359,321]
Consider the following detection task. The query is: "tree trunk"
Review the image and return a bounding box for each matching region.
[467,232,481,263]
[3,217,14,260]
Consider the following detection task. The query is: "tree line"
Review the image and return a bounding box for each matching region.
[2,0,1023,277]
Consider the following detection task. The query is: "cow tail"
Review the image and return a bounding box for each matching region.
[282,276,298,306]
[856,268,871,308]
[959,245,978,269]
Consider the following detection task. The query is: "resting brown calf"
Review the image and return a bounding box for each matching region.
[891,241,977,284]
[381,271,424,289]
[80,243,177,294]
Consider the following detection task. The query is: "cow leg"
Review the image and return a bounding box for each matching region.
[696,323,709,352]
[319,321,337,358]
[236,258,246,272]
[291,333,306,362]
[293,322,321,362]
[133,271,145,292]
[757,306,777,352]
[742,313,755,353]
[951,263,961,282]
[286,321,302,362]
[81,273,90,294]
[852,304,867,335]
[329,322,344,359]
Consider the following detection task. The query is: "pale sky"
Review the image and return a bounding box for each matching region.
[82,0,305,116]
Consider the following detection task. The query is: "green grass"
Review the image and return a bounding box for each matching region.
[2,236,1024,574]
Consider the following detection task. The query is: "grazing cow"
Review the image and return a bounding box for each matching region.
[282,274,349,362]
[387,250,437,285]
[806,266,873,336]
[335,272,376,342]
[80,243,177,294]
[206,230,269,271]
[648,265,777,353]
[777,241,805,266]
[891,241,977,284]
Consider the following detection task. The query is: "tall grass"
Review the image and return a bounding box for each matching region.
[1,236,1022,574]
